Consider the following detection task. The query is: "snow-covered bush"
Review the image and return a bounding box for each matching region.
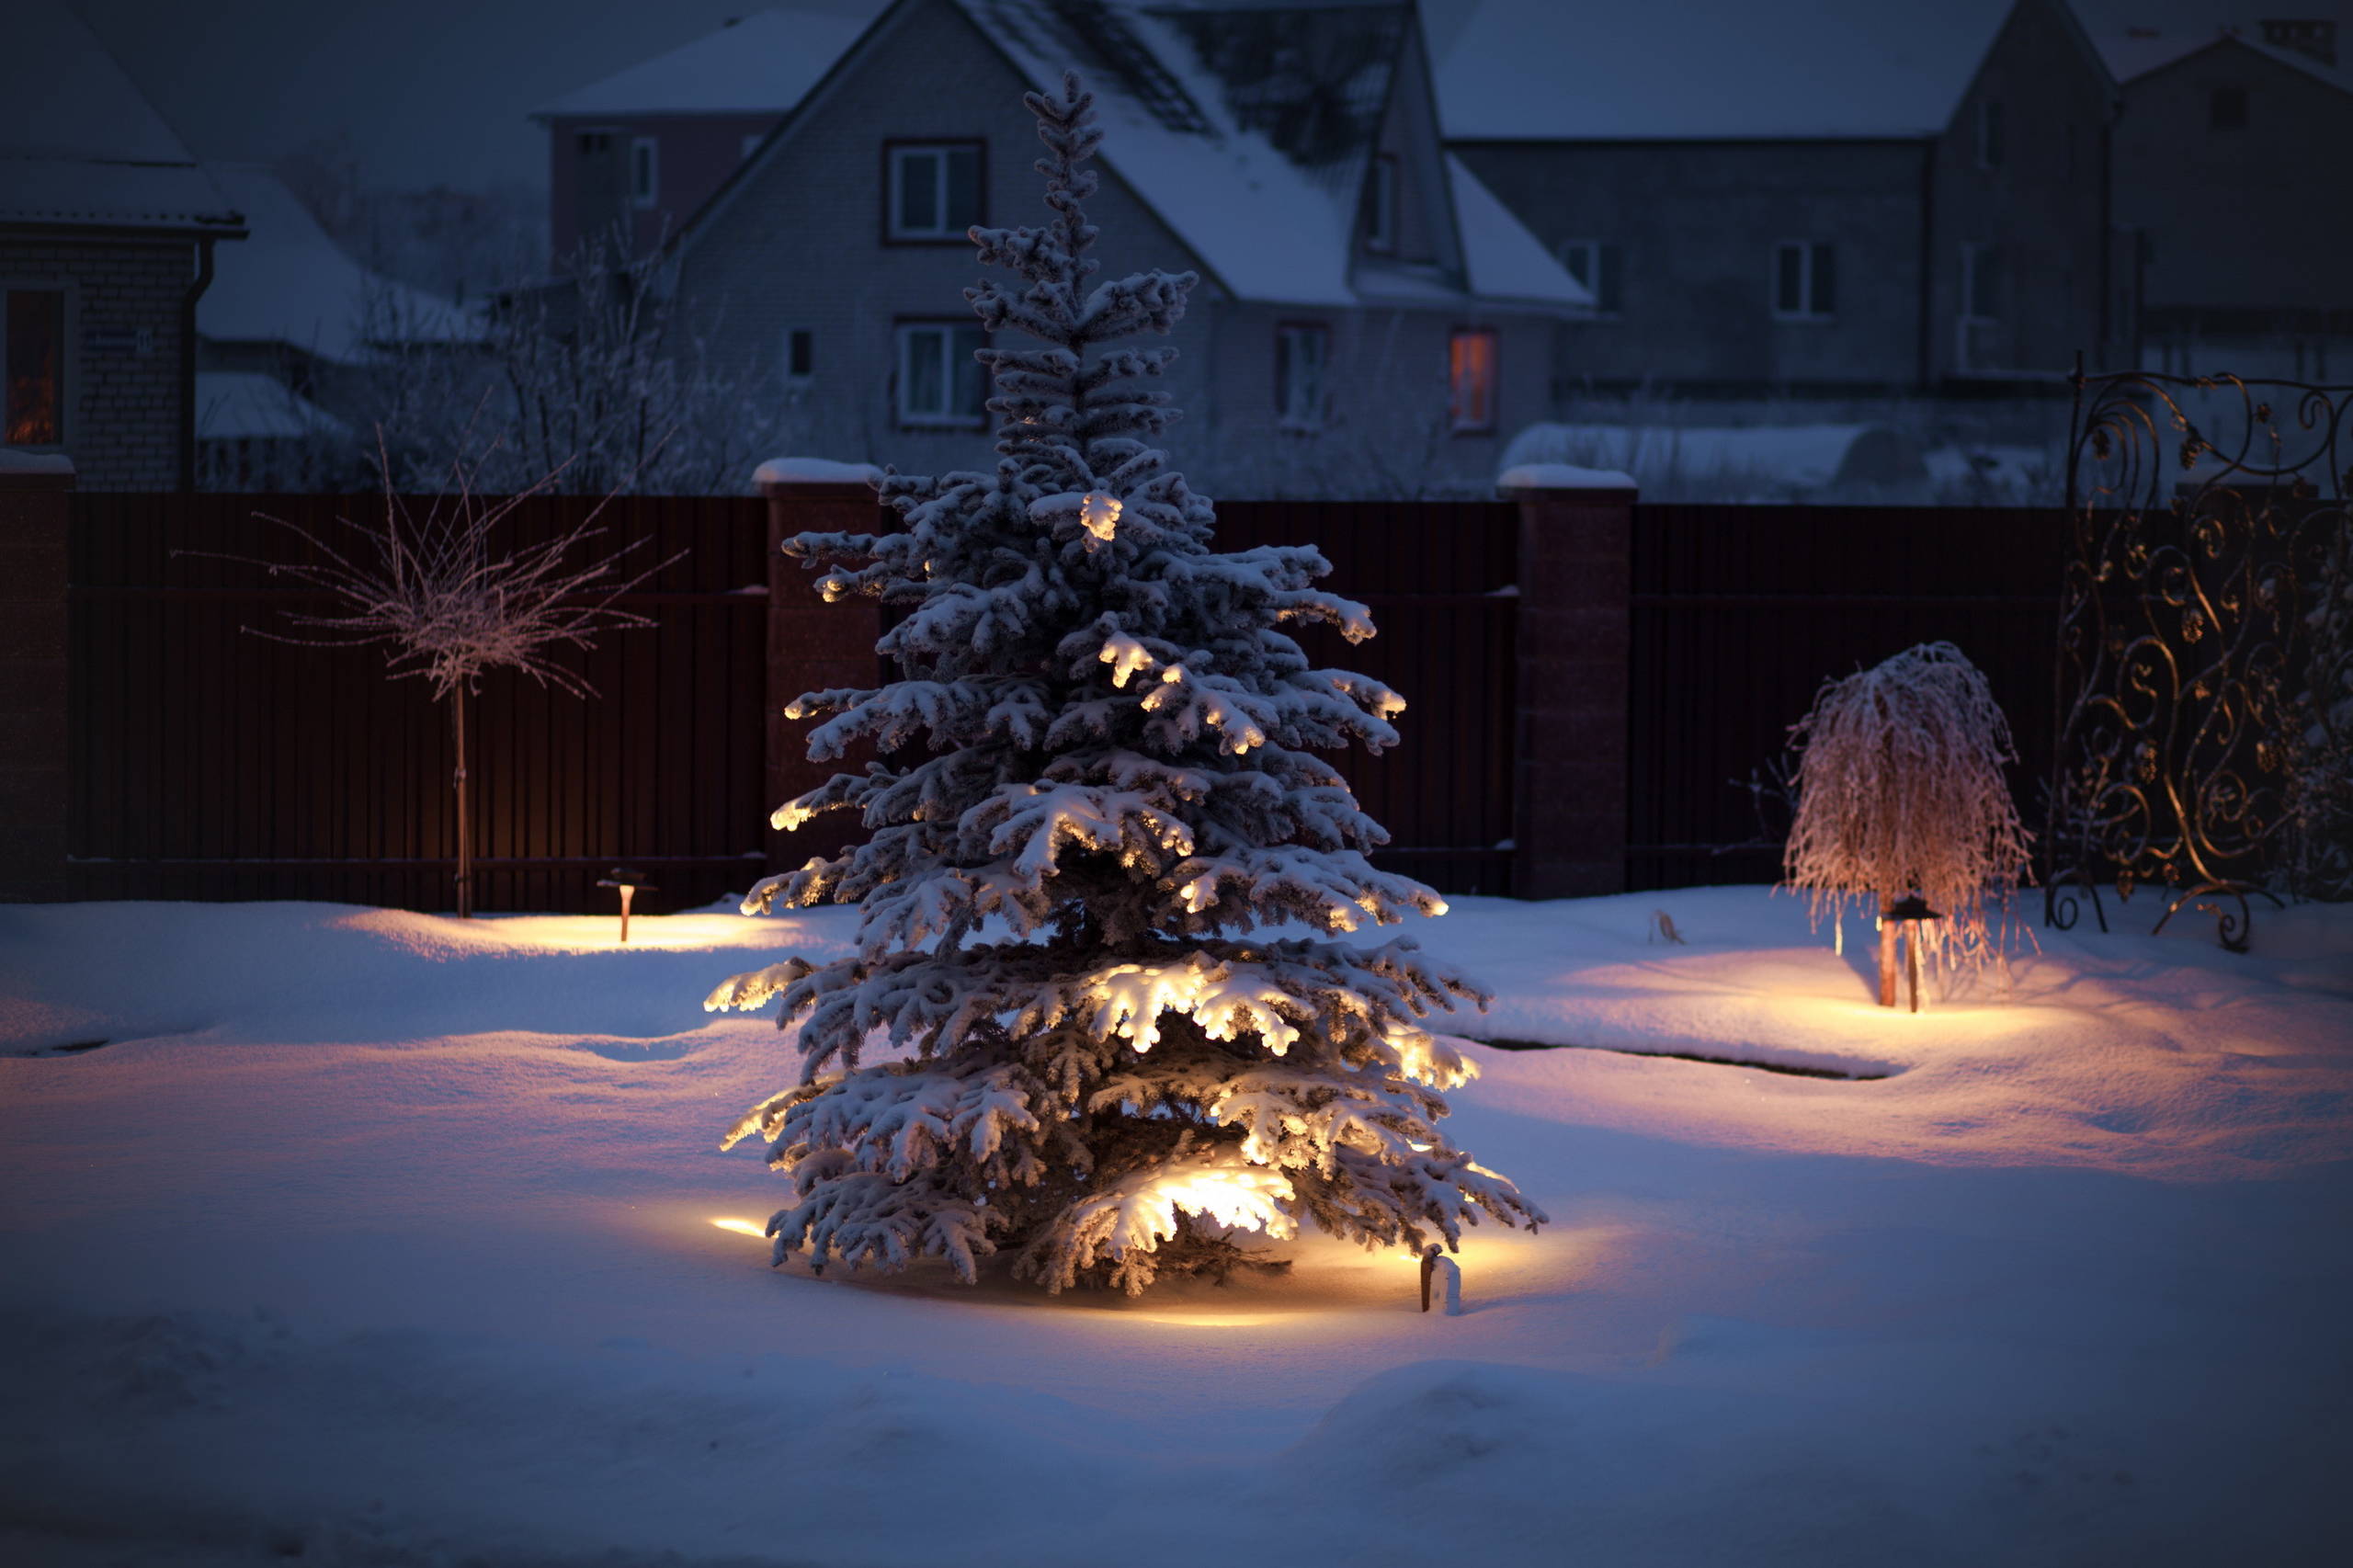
[1783,642,2034,979]
[707,74,1542,1295]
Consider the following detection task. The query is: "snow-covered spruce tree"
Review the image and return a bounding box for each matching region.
[1783,641,2034,995]
[706,74,1541,1295]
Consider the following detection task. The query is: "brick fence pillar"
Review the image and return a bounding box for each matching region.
[759,464,888,879]
[1501,465,1637,900]
[0,458,76,902]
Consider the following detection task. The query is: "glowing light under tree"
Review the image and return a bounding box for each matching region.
[1782,642,2034,1006]
[705,74,1542,1295]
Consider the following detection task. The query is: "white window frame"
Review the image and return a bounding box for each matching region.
[1559,240,1622,317]
[2,279,74,450]
[630,136,659,209]
[1771,241,1836,321]
[1365,153,1397,253]
[894,321,987,427]
[887,142,983,240]
[1275,322,1330,429]
[1448,328,1498,435]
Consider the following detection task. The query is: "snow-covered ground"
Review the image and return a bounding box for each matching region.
[3,888,2347,1566]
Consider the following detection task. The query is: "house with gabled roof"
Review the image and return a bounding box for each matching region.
[531,3,887,264]
[2093,6,2353,378]
[1,0,245,489]
[1443,0,2120,396]
[592,0,1588,494]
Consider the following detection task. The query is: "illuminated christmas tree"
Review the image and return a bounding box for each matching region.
[707,74,1540,1294]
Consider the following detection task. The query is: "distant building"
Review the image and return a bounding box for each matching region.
[1,2,245,489]
[2097,11,2353,379]
[546,0,1591,494]
[530,4,886,263]
[194,165,474,487]
[1443,0,2120,399]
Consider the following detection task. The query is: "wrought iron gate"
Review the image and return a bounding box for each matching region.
[2046,365,2353,949]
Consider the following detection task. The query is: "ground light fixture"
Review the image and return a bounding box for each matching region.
[1881,893,1943,1013]
[597,868,655,943]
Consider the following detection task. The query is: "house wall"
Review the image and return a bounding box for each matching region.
[1924,0,2115,382]
[0,233,193,491]
[2113,40,2353,376]
[671,0,1553,498]
[1449,139,1928,396]
[546,111,781,261]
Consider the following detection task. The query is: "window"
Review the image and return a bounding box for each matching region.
[896,322,987,426]
[1773,241,1836,319]
[1974,97,2005,170]
[1961,243,2002,322]
[783,327,813,381]
[4,288,65,446]
[576,131,611,155]
[2211,86,2249,130]
[887,142,983,240]
[1365,153,1397,253]
[1275,323,1329,428]
[1558,240,1623,315]
[1448,329,1497,434]
[630,137,659,208]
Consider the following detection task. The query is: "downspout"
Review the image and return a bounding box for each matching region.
[179,236,216,493]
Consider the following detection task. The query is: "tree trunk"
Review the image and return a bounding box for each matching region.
[1877,897,1899,1007]
[451,688,472,919]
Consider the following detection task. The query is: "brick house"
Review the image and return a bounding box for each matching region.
[1,1,245,490]
[614,0,1588,495]
[1442,0,2120,397]
[2099,12,2353,379]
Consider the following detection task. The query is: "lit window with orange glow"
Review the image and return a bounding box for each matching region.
[5,289,65,447]
[1448,328,1496,434]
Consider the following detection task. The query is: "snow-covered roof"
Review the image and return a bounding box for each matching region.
[2095,25,2351,89]
[199,166,475,364]
[0,1,243,234]
[1444,154,1587,309]
[934,1,1585,311]
[1436,0,2022,141]
[195,372,355,443]
[531,5,889,119]
[2070,0,2349,86]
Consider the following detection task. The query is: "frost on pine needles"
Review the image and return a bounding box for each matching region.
[708,74,1541,1295]
[1783,641,2034,974]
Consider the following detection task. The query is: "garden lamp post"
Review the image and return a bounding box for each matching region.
[597,869,655,944]
[1881,893,1942,1013]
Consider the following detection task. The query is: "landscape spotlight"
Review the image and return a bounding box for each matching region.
[597,868,655,944]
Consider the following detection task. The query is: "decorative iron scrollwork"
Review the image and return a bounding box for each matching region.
[2047,362,2353,950]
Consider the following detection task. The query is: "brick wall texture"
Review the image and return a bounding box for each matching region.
[2,233,194,491]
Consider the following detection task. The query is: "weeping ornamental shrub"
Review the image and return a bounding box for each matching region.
[705,74,1541,1295]
[1783,642,2034,987]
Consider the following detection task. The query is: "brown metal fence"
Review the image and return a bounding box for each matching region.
[67,492,773,913]
[63,491,2071,910]
[1627,504,2069,891]
[1212,500,1521,895]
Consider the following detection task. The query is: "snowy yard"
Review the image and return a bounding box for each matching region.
[2,888,2347,1566]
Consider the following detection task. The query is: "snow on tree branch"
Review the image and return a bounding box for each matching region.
[707,72,1541,1295]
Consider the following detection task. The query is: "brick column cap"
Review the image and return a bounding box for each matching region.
[1497,461,1635,503]
[0,452,77,492]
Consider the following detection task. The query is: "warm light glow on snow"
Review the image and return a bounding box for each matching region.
[710,1218,767,1238]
